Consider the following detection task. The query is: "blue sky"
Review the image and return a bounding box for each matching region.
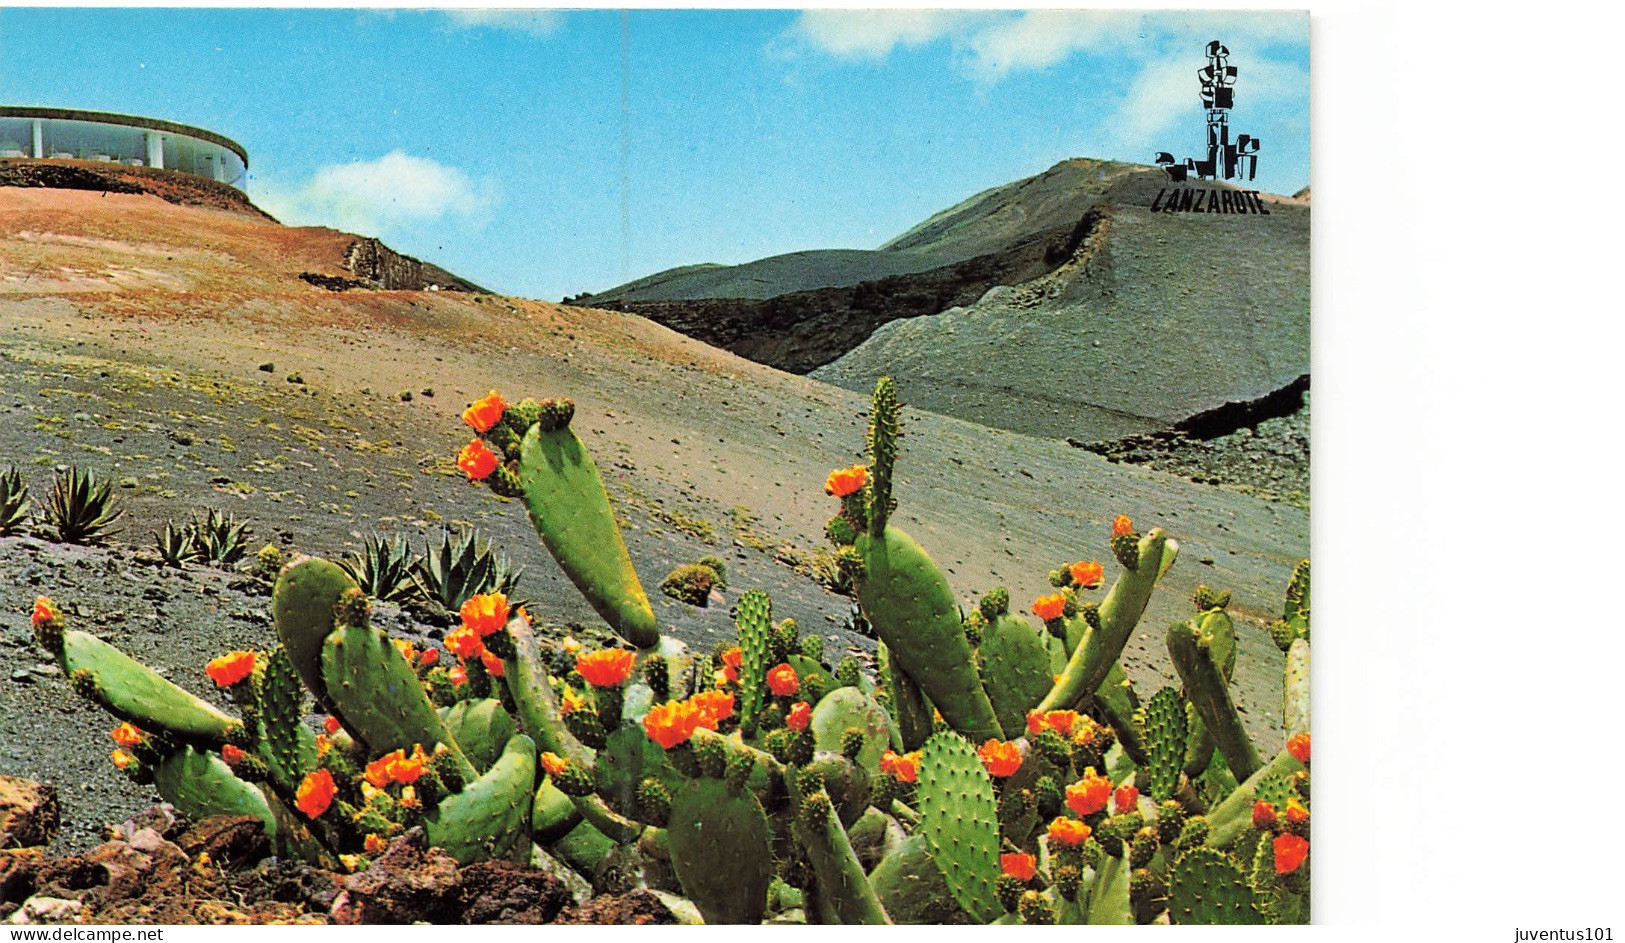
[0,8,1308,300]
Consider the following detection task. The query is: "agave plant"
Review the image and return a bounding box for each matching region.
[340,533,419,602]
[412,527,523,611]
[154,519,197,568]
[0,466,30,536]
[192,508,249,567]
[41,466,124,545]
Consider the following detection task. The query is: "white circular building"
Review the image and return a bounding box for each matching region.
[0,106,247,189]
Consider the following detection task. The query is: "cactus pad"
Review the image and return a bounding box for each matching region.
[424,733,537,863]
[1167,846,1265,925]
[60,630,238,744]
[1142,686,1189,801]
[666,777,775,924]
[735,589,774,731]
[914,731,1002,923]
[811,686,892,773]
[439,698,518,773]
[977,612,1054,739]
[271,554,361,704]
[152,745,276,840]
[868,834,966,924]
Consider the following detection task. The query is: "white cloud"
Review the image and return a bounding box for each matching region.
[1106,53,1310,150]
[256,151,493,237]
[788,10,986,61]
[443,9,563,38]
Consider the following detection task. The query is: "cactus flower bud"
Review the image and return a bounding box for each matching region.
[1069,560,1104,589]
[459,592,511,638]
[1032,593,1067,621]
[296,769,336,819]
[577,648,636,688]
[462,391,508,433]
[205,651,256,687]
[1000,851,1037,882]
[457,439,499,481]
[419,648,440,668]
[1285,798,1309,825]
[786,701,812,732]
[766,663,799,697]
[978,739,1023,778]
[1252,801,1278,829]
[824,464,868,497]
[32,597,59,628]
[1112,515,1134,537]
[1287,732,1311,764]
[221,744,245,766]
[1273,833,1309,874]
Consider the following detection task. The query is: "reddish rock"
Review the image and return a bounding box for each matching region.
[0,778,60,850]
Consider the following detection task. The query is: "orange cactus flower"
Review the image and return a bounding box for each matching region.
[1114,784,1140,814]
[560,685,587,715]
[1252,801,1279,829]
[295,769,336,819]
[977,739,1022,778]
[459,592,511,638]
[480,650,506,678]
[720,646,743,684]
[644,700,702,750]
[392,638,417,664]
[110,749,133,771]
[110,723,146,748]
[448,666,468,686]
[688,690,735,730]
[766,663,799,697]
[221,744,246,766]
[1287,732,1311,764]
[1112,515,1134,537]
[398,786,420,810]
[1066,770,1112,817]
[540,752,570,778]
[462,391,508,434]
[577,648,636,688]
[206,651,256,687]
[420,648,440,668]
[444,625,485,661]
[1043,710,1080,737]
[1069,560,1104,589]
[391,746,429,785]
[824,464,868,498]
[457,439,499,481]
[1285,798,1309,825]
[1273,833,1310,874]
[879,749,921,783]
[364,751,400,789]
[323,716,342,735]
[364,833,388,856]
[1000,852,1037,882]
[1032,593,1067,621]
[31,597,59,627]
[1026,710,1047,737]
[1047,817,1092,848]
[314,734,333,757]
[786,701,812,732]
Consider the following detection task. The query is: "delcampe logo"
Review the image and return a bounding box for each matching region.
[1151,40,1271,215]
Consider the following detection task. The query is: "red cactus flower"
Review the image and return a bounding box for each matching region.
[110,723,145,748]
[880,749,920,783]
[786,701,812,732]
[1000,852,1037,882]
[577,648,636,688]
[824,464,868,498]
[323,716,342,735]
[31,597,59,627]
[419,648,440,668]
[1046,816,1092,848]
[643,700,702,750]
[1066,770,1112,817]
[1114,784,1140,814]
[978,739,1022,778]
[540,752,570,777]
[221,744,245,766]
[1112,515,1134,538]
[1252,801,1278,829]
[296,769,336,819]
[457,439,499,481]
[444,625,485,661]
[205,651,256,687]
[688,690,736,730]
[364,833,388,856]
[766,663,799,697]
[110,749,133,771]
[1285,798,1309,825]
[1287,732,1311,764]
[459,592,511,638]
[364,752,397,789]
[480,649,506,677]
[1032,593,1067,621]
[1026,710,1047,737]
[1069,560,1105,589]
[1274,833,1309,874]
[720,646,743,684]
[462,391,508,434]
[1043,710,1080,736]
[448,666,468,686]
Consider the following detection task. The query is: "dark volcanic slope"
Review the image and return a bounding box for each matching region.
[813,173,1309,444]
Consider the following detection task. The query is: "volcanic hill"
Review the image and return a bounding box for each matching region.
[0,167,1307,850]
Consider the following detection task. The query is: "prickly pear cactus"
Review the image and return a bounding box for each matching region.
[1141,686,1189,802]
[1166,846,1265,925]
[152,745,276,839]
[735,589,775,732]
[868,834,966,924]
[516,416,659,648]
[976,610,1053,740]
[1284,637,1310,739]
[810,686,892,774]
[271,554,361,704]
[1084,856,1134,925]
[913,732,1002,923]
[424,733,537,864]
[439,698,518,773]
[878,642,934,751]
[796,792,890,924]
[666,777,775,924]
[59,630,239,743]
[260,645,313,786]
